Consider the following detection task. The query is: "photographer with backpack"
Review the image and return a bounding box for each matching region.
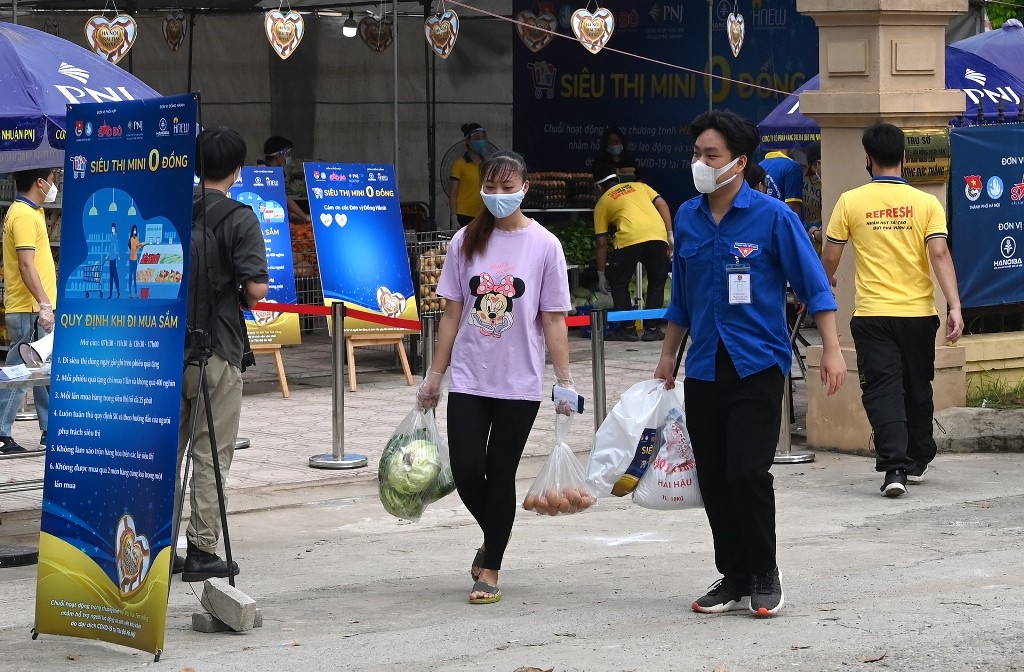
[175,127,268,581]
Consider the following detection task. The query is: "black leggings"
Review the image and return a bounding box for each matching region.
[447,392,541,570]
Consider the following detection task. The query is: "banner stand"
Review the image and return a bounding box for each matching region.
[775,308,814,464]
[309,302,367,470]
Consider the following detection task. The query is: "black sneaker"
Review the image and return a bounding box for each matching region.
[0,436,26,454]
[907,463,929,484]
[692,576,750,613]
[750,567,784,617]
[605,328,640,342]
[38,432,47,451]
[641,326,666,342]
[881,468,908,497]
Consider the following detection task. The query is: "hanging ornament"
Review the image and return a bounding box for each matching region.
[515,9,557,53]
[360,15,394,53]
[84,13,138,64]
[264,8,305,60]
[726,2,745,58]
[162,12,187,52]
[44,18,60,36]
[570,4,615,55]
[424,8,459,59]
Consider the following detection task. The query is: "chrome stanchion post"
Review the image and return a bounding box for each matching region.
[309,302,367,469]
[775,305,814,464]
[422,313,436,378]
[590,308,607,432]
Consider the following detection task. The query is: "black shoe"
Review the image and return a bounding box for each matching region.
[38,431,47,451]
[881,468,908,497]
[172,553,185,575]
[181,543,240,582]
[749,567,784,617]
[605,328,640,342]
[907,463,930,484]
[0,436,26,454]
[692,575,750,613]
[641,326,665,342]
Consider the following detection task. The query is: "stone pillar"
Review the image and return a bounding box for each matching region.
[797,0,968,452]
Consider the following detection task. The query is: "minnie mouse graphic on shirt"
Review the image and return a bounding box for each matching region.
[468,272,526,338]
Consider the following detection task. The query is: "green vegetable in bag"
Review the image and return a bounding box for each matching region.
[379,483,426,520]
[385,439,442,495]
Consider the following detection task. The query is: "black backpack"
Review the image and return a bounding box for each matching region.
[186,196,256,371]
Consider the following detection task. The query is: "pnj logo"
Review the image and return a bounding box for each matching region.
[84,122,93,137]
[97,120,123,138]
[70,155,87,178]
[172,117,190,135]
[1012,176,1024,203]
[988,176,1004,200]
[965,175,983,202]
[75,120,83,137]
[157,117,169,137]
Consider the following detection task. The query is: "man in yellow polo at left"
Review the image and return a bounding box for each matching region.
[0,168,59,454]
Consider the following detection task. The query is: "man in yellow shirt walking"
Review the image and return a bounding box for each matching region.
[592,170,673,341]
[0,168,59,453]
[822,124,963,497]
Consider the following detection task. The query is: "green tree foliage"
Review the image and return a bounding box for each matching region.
[987,2,1023,27]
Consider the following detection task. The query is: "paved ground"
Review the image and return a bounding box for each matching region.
[4,327,1024,670]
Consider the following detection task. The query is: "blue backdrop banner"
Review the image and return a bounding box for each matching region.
[230,167,301,345]
[34,94,196,655]
[302,162,418,332]
[950,125,1024,309]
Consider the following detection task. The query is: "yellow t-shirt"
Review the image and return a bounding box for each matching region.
[2,200,58,313]
[826,178,947,317]
[593,182,668,249]
[450,156,484,218]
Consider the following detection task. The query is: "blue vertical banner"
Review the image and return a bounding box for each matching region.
[511,0,818,209]
[34,94,196,655]
[950,126,1024,309]
[229,167,301,345]
[302,163,418,332]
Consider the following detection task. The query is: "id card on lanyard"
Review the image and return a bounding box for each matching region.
[727,262,751,305]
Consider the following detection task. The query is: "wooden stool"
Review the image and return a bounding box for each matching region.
[345,333,414,392]
[251,344,290,398]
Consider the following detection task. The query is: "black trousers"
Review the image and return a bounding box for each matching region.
[684,342,784,579]
[447,392,541,570]
[607,239,669,329]
[850,315,940,473]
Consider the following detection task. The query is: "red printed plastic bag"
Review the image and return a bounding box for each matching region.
[522,414,598,516]
[632,407,702,510]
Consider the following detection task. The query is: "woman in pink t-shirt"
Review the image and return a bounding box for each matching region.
[419,151,573,605]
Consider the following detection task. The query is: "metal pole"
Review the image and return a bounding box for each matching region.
[422,313,436,377]
[12,0,17,24]
[775,307,814,464]
[309,302,367,469]
[707,0,712,111]
[393,0,399,166]
[590,308,607,432]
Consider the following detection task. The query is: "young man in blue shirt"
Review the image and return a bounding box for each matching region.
[654,110,846,617]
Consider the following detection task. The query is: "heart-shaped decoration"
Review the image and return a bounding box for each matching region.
[377,286,407,319]
[84,14,138,64]
[334,213,347,227]
[264,10,304,60]
[727,12,745,58]
[424,9,459,59]
[115,514,151,595]
[319,213,333,227]
[570,8,614,55]
[162,11,187,52]
[515,10,557,53]
[360,16,394,52]
[44,19,59,36]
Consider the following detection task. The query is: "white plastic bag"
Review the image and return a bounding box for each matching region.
[522,414,597,516]
[587,379,685,497]
[633,407,703,510]
[378,404,455,522]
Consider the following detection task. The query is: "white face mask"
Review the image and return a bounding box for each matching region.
[480,188,526,219]
[691,156,741,194]
[39,179,58,204]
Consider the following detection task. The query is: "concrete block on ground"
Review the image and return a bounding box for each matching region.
[192,607,263,633]
[200,578,257,632]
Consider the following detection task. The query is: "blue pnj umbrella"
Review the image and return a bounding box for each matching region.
[758,46,1024,150]
[951,19,1024,82]
[0,21,160,172]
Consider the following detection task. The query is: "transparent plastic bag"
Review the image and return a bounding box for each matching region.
[632,407,703,510]
[378,404,455,522]
[587,379,685,497]
[522,414,598,516]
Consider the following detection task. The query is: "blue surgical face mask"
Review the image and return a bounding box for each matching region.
[480,188,525,219]
[471,139,488,155]
[607,143,623,156]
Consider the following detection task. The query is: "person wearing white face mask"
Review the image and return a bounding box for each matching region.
[653,110,846,619]
[419,150,573,605]
[0,168,59,454]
